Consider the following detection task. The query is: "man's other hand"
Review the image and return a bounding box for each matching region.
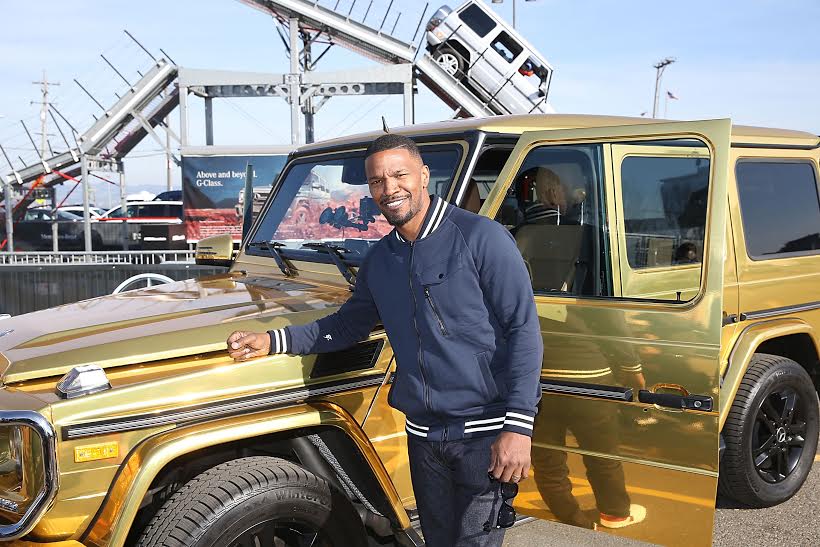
[227,331,270,361]
[488,431,532,483]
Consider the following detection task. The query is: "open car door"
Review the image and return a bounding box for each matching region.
[481,120,731,546]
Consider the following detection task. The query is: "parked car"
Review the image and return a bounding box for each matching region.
[154,190,182,202]
[57,205,105,219]
[0,207,105,250]
[0,114,818,546]
[99,200,183,223]
[426,1,554,114]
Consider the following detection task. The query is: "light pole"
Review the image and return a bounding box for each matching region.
[652,57,675,118]
[491,0,539,30]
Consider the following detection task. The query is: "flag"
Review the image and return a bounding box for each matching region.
[666,90,679,100]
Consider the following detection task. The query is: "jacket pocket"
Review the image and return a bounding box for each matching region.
[475,350,499,400]
[418,251,465,286]
[424,287,449,336]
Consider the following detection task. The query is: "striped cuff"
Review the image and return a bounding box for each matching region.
[405,418,429,438]
[502,409,536,437]
[267,328,291,354]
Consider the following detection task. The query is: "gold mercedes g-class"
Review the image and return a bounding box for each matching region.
[0,115,818,547]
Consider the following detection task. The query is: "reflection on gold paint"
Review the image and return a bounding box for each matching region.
[520,450,715,545]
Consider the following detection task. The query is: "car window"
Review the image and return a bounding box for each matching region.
[126,206,139,218]
[458,4,496,38]
[490,31,523,63]
[249,144,463,259]
[143,204,165,216]
[56,210,80,220]
[621,155,709,269]
[460,147,514,213]
[496,144,611,297]
[736,160,820,258]
[24,210,47,221]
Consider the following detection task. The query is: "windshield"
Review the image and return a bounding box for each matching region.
[248,143,463,259]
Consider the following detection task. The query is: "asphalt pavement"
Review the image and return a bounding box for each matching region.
[503,438,820,547]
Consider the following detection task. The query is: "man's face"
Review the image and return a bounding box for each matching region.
[365,148,430,226]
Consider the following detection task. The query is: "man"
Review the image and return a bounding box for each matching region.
[523,167,567,225]
[227,134,542,546]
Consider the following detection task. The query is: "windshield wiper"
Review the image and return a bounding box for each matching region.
[247,240,295,277]
[302,242,357,287]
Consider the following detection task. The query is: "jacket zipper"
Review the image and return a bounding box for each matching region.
[424,287,449,336]
[409,242,433,414]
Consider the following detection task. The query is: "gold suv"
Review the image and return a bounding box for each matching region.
[0,115,818,547]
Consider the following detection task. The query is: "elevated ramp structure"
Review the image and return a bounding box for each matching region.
[2,59,179,251]
[3,60,178,189]
[237,0,419,64]
[236,0,554,118]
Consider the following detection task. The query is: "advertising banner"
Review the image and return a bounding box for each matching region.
[181,154,289,241]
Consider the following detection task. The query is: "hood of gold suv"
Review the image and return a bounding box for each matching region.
[0,272,350,384]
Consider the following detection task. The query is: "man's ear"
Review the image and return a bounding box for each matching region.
[421,164,430,190]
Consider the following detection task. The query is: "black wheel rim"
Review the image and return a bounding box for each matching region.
[752,387,808,483]
[227,518,335,547]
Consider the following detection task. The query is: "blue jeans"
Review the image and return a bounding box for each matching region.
[407,434,507,547]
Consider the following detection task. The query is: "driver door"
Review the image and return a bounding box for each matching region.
[480,120,731,546]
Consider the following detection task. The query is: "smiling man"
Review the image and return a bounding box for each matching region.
[227,133,542,546]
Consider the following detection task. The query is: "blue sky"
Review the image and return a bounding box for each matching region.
[1,0,819,206]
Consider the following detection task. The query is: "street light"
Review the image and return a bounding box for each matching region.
[652,57,675,118]
[491,0,539,30]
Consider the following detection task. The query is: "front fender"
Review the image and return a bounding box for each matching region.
[720,318,819,430]
[82,401,410,547]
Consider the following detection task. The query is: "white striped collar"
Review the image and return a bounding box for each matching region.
[393,194,448,243]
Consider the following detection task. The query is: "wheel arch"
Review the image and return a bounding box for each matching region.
[436,39,471,68]
[82,401,411,547]
[721,318,820,430]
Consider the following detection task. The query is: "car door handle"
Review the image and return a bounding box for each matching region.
[638,389,713,412]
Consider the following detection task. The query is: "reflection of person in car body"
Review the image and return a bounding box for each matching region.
[531,309,647,530]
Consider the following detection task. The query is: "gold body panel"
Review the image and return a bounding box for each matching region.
[475,120,732,546]
[718,146,820,428]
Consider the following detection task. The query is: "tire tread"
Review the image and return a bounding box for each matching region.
[136,456,327,547]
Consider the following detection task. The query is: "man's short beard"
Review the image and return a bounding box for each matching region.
[381,194,421,226]
[384,208,414,226]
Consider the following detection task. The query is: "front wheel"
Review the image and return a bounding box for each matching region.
[433,46,465,79]
[136,456,367,547]
[719,354,819,507]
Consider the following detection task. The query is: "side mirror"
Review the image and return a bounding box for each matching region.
[195,234,234,267]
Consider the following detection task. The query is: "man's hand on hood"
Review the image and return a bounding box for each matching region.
[227,331,271,361]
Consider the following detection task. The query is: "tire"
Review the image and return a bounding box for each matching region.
[136,456,367,547]
[433,46,465,79]
[719,353,819,507]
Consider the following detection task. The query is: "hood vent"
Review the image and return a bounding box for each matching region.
[310,340,384,379]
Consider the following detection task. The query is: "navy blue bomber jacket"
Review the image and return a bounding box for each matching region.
[269,195,543,441]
